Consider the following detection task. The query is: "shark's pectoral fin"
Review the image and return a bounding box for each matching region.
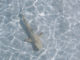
[24,38,32,43]
[39,32,43,37]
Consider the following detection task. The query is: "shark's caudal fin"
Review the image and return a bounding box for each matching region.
[19,13,33,32]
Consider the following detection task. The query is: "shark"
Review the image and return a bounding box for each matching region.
[19,14,43,51]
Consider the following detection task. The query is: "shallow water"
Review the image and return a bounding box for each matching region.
[0,0,80,60]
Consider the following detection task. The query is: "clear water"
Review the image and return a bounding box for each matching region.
[0,0,80,60]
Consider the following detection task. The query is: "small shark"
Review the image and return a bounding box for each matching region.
[20,14,43,51]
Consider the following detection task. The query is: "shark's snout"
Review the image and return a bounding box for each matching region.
[32,42,42,51]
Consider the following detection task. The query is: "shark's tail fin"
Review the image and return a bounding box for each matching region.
[19,13,33,32]
[18,10,28,24]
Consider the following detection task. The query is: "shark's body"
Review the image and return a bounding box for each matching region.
[20,14,43,50]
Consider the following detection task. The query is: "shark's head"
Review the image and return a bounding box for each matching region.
[32,40,43,51]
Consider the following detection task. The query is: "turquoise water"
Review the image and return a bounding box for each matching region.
[0,0,80,60]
